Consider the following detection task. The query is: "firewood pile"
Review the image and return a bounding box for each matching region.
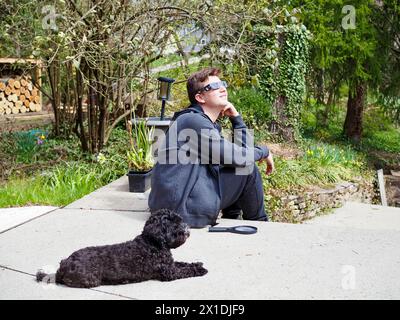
[0,76,41,115]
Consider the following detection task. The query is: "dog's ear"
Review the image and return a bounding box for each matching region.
[149,209,181,226]
[142,210,169,247]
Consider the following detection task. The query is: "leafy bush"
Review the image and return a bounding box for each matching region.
[361,106,400,153]
[228,86,272,128]
[300,100,345,142]
[362,130,400,153]
[0,128,84,166]
[300,107,317,133]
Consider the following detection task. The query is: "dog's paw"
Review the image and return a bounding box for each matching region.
[192,262,204,268]
[192,262,207,276]
[195,266,208,276]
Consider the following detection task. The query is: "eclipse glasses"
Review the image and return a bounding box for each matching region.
[198,80,228,93]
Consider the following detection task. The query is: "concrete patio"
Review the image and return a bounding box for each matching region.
[1,176,400,300]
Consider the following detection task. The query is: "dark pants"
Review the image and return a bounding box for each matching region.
[219,165,268,221]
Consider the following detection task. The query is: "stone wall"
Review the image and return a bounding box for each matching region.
[274,180,377,223]
[386,174,400,207]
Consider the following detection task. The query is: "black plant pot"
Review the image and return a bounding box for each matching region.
[127,169,152,193]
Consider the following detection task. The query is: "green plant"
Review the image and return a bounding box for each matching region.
[302,142,365,170]
[0,126,131,208]
[362,130,400,154]
[359,105,400,153]
[259,138,375,223]
[14,129,48,163]
[126,120,154,172]
[0,159,127,207]
[261,139,369,191]
[229,86,272,128]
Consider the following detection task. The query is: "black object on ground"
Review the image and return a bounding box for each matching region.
[208,225,258,235]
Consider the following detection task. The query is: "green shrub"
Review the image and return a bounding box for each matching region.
[0,128,83,166]
[363,106,394,132]
[300,100,346,142]
[228,86,272,128]
[362,130,400,153]
[300,107,317,133]
[361,106,400,153]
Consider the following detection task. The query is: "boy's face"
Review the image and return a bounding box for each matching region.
[195,75,228,110]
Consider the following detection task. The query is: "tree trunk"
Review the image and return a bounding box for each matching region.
[270,95,295,141]
[343,82,367,143]
[316,69,325,105]
[47,61,60,136]
[74,66,88,152]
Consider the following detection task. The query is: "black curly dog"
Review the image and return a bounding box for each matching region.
[36,209,207,288]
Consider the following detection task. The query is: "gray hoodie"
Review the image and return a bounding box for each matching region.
[148,104,269,228]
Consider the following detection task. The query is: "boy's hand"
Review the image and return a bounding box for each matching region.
[259,153,275,176]
[221,102,239,118]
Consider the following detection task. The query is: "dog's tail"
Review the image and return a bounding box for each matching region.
[36,269,56,284]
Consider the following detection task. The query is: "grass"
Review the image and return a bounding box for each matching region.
[261,139,371,191]
[360,106,400,154]
[0,160,125,207]
[362,129,400,153]
[0,127,129,208]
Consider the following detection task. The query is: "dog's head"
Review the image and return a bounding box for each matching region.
[142,209,190,249]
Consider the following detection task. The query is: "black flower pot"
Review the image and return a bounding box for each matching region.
[127,169,152,193]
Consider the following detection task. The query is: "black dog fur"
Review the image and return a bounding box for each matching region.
[36,209,207,288]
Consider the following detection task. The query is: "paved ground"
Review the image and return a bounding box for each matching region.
[0,206,58,233]
[1,176,400,300]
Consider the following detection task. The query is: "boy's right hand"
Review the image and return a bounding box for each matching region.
[259,153,275,176]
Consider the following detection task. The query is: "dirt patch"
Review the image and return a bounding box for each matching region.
[368,150,400,173]
[0,111,54,133]
[264,142,304,160]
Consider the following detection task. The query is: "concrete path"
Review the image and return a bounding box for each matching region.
[1,176,400,300]
[304,201,400,231]
[0,206,58,233]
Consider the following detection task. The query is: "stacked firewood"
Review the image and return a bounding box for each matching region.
[0,76,41,115]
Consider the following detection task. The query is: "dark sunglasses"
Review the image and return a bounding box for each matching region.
[198,80,228,93]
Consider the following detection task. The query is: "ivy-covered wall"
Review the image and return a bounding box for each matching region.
[254,22,310,141]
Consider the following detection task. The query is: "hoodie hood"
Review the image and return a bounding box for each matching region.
[172,104,220,133]
[171,104,204,121]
